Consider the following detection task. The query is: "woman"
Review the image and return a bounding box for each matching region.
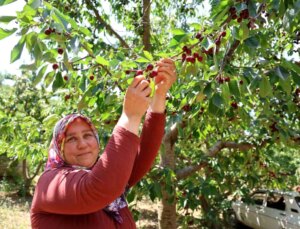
[30,58,176,229]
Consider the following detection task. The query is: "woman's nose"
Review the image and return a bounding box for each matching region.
[77,138,88,148]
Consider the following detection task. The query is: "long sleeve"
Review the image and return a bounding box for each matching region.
[31,126,140,215]
[128,111,166,187]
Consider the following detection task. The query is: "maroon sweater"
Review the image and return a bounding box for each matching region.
[31,112,165,229]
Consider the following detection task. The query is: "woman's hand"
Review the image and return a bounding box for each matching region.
[154,58,177,96]
[149,58,177,113]
[117,75,151,135]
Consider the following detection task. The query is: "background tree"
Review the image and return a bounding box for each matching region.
[0,0,299,227]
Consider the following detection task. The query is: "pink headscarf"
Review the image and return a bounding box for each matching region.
[45,113,127,224]
[45,113,99,171]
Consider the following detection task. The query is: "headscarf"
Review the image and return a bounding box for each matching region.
[45,113,127,223]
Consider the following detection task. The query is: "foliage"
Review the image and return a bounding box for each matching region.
[0,0,300,226]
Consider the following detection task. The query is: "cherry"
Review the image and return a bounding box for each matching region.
[186,56,195,63]
[63,75,68,81]
[231,101,238,109]
[125,70,131,75]
[182,53,187,62]
[45,29,52,35]
[195,33,201,39]
[224,76,230,82]
[146,64,154,71]
[52,63,59,70]
[58,48,64,55]
[150,70,158,78]
[197,56,203,62]
[64,94,71,101]
[135,70,143,76]
[221,31,226,37]
[89,75,95,80]
[239,80,244,85]
[237,17,243,23]
[182,104,191,112]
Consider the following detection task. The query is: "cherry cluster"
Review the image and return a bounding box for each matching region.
[125,63,158,79]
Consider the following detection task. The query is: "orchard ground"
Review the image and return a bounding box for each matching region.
[0,191,158,229]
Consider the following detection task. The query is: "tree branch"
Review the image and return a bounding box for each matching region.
[84,0,130,49]
[176,139,268,180]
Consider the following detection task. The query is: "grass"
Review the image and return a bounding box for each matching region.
[0,191,31,229]
[0,191,158,229]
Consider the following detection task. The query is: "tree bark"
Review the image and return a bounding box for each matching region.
[142,0,151,51]
[157,123,178,229]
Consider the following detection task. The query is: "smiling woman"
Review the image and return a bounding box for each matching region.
[30,58,177,229]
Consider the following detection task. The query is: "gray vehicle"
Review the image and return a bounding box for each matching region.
[231,189,300,229]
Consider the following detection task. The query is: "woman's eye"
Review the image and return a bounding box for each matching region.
[66,137,76,143]
[84,133,93,139]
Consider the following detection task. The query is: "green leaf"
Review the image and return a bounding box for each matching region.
[244,36,260,49]
[171,28,186,35]
[52,72,64,91]
[259,77,273,98]
[79,27,91,36]
[228,80,241,98]
[0,27,17,40]
[281,60,300,75]
[212,93,224,108]
[43,114,60,128]
[95,56,109,66]
[0,0,16,6]
[292,72,300,86]
[279,76,291,94]
[143,50,153,61]
[52,8,71,31]
[33,65,48,86]
[0,16,16,24]
[10,37,25,63]
[275,66,289,80]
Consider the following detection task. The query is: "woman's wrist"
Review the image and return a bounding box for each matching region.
[149,93,167,113]
[116,113,142,136]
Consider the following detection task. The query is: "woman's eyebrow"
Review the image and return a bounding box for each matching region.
[66,129,93,137]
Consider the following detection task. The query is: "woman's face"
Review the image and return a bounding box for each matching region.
[63,118,99,168]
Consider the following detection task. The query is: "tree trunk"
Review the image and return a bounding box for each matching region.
[142,0,151,51]
[157,124,178,229]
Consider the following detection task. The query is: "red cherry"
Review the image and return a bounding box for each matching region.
[125,70,131,75]
[231,101,238,109]
[89,75,95,80]
[186,56,195,63]
[232,14,238,19]
[58,48,64,55]
[185,48,192,55]
[64,94,71,101]
[45,29,51,35]
[182,53,187,62]
[182,104,191,112]
[195,33,202,40]
[182,46,188,52]
[197,56,203,62]
[239,80,244,85]
[135,70,143,76]
[146,64,154,71]
[221,31,226,37]
[150,70,158,78]
[237,17,243,23]
[63,76,68,81]
[224,77,230,82]
[52,63,59,70]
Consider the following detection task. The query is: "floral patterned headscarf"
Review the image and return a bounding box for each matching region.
[45,113,99,170]
[45,113,127,224]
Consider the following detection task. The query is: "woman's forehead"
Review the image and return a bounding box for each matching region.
[65,118,93,134]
